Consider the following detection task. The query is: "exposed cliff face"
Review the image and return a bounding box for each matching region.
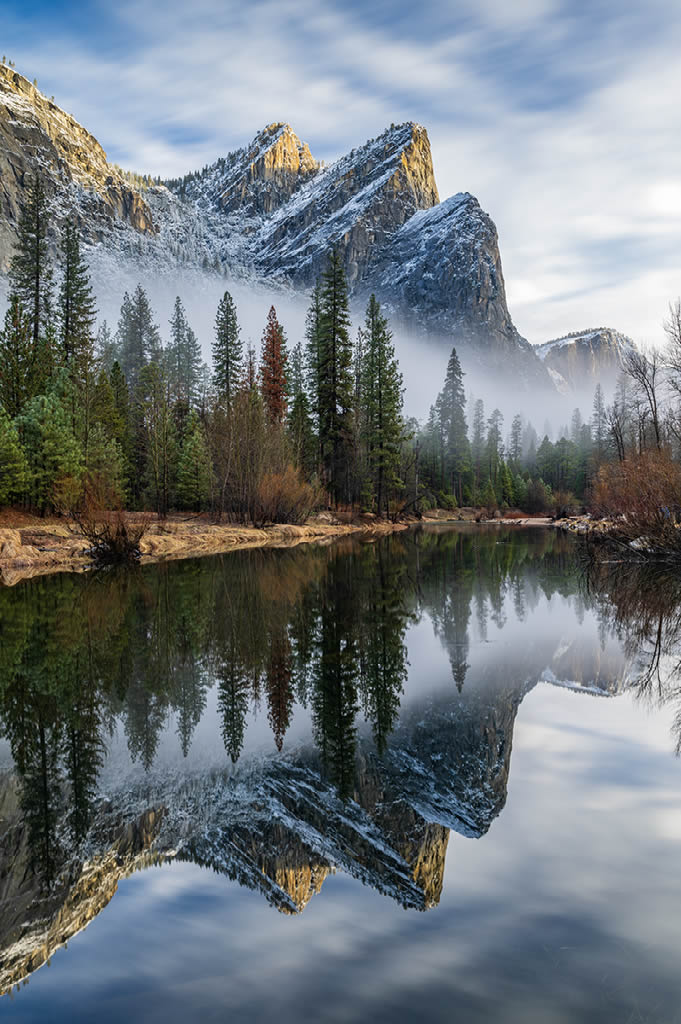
[253,121,440,286]
[535,328,635,391]
[180,120,441,287]
[0,65,551,385]
[180,122,320,218]
[0,771,164,995]
[0,66,155,270]
[363,193,551,383]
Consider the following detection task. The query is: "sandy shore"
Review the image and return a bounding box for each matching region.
[0,513,409,586]
[0,508,578,587]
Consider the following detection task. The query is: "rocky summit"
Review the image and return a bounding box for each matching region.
[535,328,635,392]
[0,66,554,386]
[0,64,154,270]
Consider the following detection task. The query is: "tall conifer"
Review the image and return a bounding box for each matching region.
[213,290,242,407]
[317,250,354,504]
[360,295,404,515]
[9,174,53,348]
[57,221,96,368]
[259,306,288,424]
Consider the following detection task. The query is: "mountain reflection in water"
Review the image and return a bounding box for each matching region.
[0,524,673,995]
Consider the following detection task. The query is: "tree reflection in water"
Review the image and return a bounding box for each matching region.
[586,558,681,753]
[0,526,606,893]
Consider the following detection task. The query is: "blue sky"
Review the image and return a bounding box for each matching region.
[2,0,680,344]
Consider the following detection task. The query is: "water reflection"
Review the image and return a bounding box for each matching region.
[0,525,658,994]
[586,559,681,753]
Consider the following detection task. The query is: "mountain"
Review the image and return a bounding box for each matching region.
[0,679,534,992]
[0,64,155,271]
[363,192,545,373]
[535,328,635,392]
[0,64,553,388]
[0,659,627,995]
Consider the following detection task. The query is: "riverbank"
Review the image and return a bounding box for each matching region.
[0,509,588,586]
[0,512,409,586]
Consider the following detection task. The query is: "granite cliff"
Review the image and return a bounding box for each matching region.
[0,64,154,272]
[535,328,635,392]
[0,65,553,387]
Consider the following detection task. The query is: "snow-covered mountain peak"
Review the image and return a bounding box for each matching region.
[0,66,557,390]
[165,120,320,218]
[535,327,635,391]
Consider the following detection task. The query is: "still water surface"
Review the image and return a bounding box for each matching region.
[1,525,681,1022]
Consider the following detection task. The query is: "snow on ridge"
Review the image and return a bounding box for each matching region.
[535,327,635,359]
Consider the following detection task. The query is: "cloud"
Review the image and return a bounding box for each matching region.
[2,0,680,347]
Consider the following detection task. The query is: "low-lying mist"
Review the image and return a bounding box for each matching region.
[84,262,617,438]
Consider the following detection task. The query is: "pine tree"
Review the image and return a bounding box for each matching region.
[481,478,497,510]
[317,250,354,504]
[259,306,288,423]
[116,285,161,392]
[136,362,176,517]
[17,388,83,512]
[471,398,486,489]
[85,425,126,504]
[243,343,258,392]
[287,342,316,478]
[439,347,470,504]
[96,320,119,371]
[166,296,202,405]
[359,295,405,515]
[105,360,133,494]
[304,280,324,451]
[176,411,212,510]
[9,174,53,349]
[499,461,514,506]
[0,295,50,416]
[0,405,28,505]
[213,290,242,407]
[592,383,607,460]
[57,221,97,368]
[485,409,504,486]
[508,414,523,466]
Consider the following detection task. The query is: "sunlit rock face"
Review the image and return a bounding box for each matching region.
[535,328,636,391]
[0,772,164,995]
[249,121,442,286]
[0,66,155,269]
[0,68,552,385]
[0,677,526,994]
[179,120,441,287]
[201,122,320,218]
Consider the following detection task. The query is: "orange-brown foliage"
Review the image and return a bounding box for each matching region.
[254,465,322,526]
[591,451,681,554]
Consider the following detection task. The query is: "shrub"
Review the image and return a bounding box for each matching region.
[69,478,151,564]
[590,451,681,558]
[436,491,457,510]
[552,489,576,518]
[253,465,322,526]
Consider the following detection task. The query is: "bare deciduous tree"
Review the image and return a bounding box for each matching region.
[623,347,663,451]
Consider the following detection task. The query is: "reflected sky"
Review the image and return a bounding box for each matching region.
[4,685,681,1024]
[2,526,681,1021]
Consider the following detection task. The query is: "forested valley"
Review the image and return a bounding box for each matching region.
[1,175,679,527]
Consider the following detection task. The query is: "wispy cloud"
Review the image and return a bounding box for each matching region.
[3,0,680,344]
